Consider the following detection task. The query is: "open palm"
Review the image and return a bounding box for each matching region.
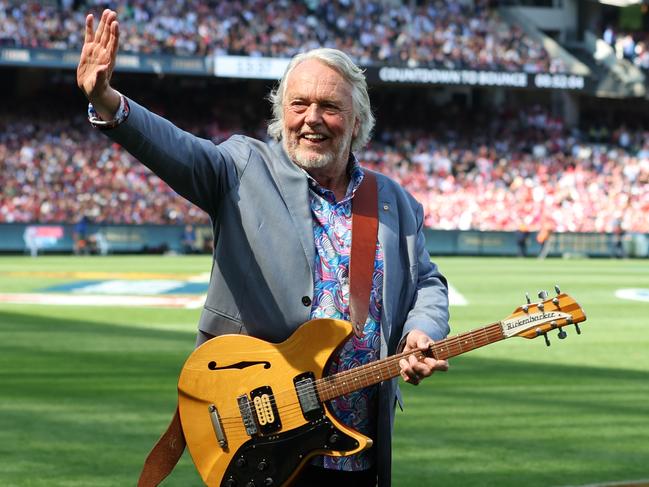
[77,9,119,103]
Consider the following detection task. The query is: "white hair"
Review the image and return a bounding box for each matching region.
[267,48,375,152]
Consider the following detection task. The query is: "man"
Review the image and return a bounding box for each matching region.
[77,9,450,487]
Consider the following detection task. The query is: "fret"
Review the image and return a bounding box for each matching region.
[317,321,508,402]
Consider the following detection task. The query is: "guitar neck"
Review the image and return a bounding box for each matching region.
[316,322,505,402]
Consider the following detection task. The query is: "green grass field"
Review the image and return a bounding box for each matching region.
[1,256,648,486]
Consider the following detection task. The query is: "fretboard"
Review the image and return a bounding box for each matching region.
[315,322,505,402]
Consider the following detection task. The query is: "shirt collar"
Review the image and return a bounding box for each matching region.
[305,154,364,204]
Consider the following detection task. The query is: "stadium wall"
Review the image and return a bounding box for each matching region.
[1,224,645,258]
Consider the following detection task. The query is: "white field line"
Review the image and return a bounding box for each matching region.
[448,283,468,306]
[615,288,649,303]
[0,293,206,309]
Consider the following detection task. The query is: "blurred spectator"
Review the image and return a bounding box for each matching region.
[2,98,648,234]
[23,226,39,257]
[72,215,89,255]
[0,0,562,73]
[612,218,626,258]
[515,223,530,257]
[181,224,197,254]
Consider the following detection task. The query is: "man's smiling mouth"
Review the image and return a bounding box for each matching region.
[301,133,328,142]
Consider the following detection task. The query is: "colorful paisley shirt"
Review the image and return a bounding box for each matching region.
[307,163,384,471]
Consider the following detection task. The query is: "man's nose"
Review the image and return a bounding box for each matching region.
[304,103,323,125]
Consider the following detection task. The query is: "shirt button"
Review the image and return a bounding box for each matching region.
[301,296,312,307]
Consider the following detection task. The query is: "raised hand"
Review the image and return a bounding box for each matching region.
[77,9,121,118]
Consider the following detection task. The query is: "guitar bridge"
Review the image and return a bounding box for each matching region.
[208,404,227,448]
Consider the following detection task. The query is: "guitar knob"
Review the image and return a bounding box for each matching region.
[224,478,237,487]
[264,478,274,486]
[236,457,247,468]
[257,460,268,471]
[245,482,256,487]
[558,329,567,339]
[329,433,340,445]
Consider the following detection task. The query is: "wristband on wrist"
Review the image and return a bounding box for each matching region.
[88,94,130,129]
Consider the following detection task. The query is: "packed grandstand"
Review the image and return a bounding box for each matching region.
[1,0,563,72]
[1,0,648,236]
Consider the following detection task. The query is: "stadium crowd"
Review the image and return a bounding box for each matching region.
[1,103,647,234]
[0,0,563,72]
[602,25,649,70]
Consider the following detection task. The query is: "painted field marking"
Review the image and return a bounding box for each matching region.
[2,271,201,280]
[615,288,649,303]
[0,293,205,309]
[448,284,468,306]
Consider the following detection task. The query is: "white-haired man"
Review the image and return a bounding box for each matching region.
[78,9,450,487]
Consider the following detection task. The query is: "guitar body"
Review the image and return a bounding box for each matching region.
[178,318,371,487]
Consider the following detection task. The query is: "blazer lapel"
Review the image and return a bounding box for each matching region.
[270,142,315,276]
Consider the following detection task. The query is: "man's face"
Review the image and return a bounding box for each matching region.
[282,59,360,171]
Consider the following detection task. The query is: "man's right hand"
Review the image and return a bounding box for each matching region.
[77,9,121,120]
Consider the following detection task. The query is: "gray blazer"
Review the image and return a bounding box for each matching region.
[106,98,450,486]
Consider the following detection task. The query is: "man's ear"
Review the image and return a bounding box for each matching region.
[353,117,360,138]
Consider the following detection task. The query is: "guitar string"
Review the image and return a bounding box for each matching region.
[195,306,577,438]
[215,326,505,413]
[202,326,524,444]
[207,326,506,428]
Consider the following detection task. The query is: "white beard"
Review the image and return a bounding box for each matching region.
[283,129,353,171]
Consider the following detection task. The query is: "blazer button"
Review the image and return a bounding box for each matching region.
[301,296,312,307]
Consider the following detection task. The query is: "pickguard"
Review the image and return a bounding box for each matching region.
[221,417,360,487]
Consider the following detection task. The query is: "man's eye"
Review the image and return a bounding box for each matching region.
[323,104,341,113]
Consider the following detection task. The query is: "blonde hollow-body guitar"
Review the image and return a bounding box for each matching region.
[178,288,586,487]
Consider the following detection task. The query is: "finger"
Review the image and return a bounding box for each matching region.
[95,9,111,47]
[100,11,117,48]
[400,358,421,384]
[84,14,94,44]
[108,20,120,64]
[418,357,447,372]
[409,355,432,377]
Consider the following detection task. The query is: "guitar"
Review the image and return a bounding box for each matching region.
[178,288,586,487]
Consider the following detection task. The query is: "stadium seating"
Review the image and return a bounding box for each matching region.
[1,102,647,233]
[0,0,559,72]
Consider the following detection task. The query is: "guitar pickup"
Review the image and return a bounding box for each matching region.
[294,372,324,422]
[208,404,227,449]
[237,394,259,437]
[250,386,281,434]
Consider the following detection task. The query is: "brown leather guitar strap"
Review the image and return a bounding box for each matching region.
[349,170,379,338]
[138,170,379,486]
[137,406,185,487]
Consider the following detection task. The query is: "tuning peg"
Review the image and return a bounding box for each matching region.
[552,297,560,306]
[526,293,531,304]
[538,302,545,312]
[538,290,548,300]
[575,324,581,335]
[554,285,561,295]
[522,292,531,312]
[543,333,551,347]
[558,328,567,339]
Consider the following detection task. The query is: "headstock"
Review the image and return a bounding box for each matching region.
[501,285,587,346]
